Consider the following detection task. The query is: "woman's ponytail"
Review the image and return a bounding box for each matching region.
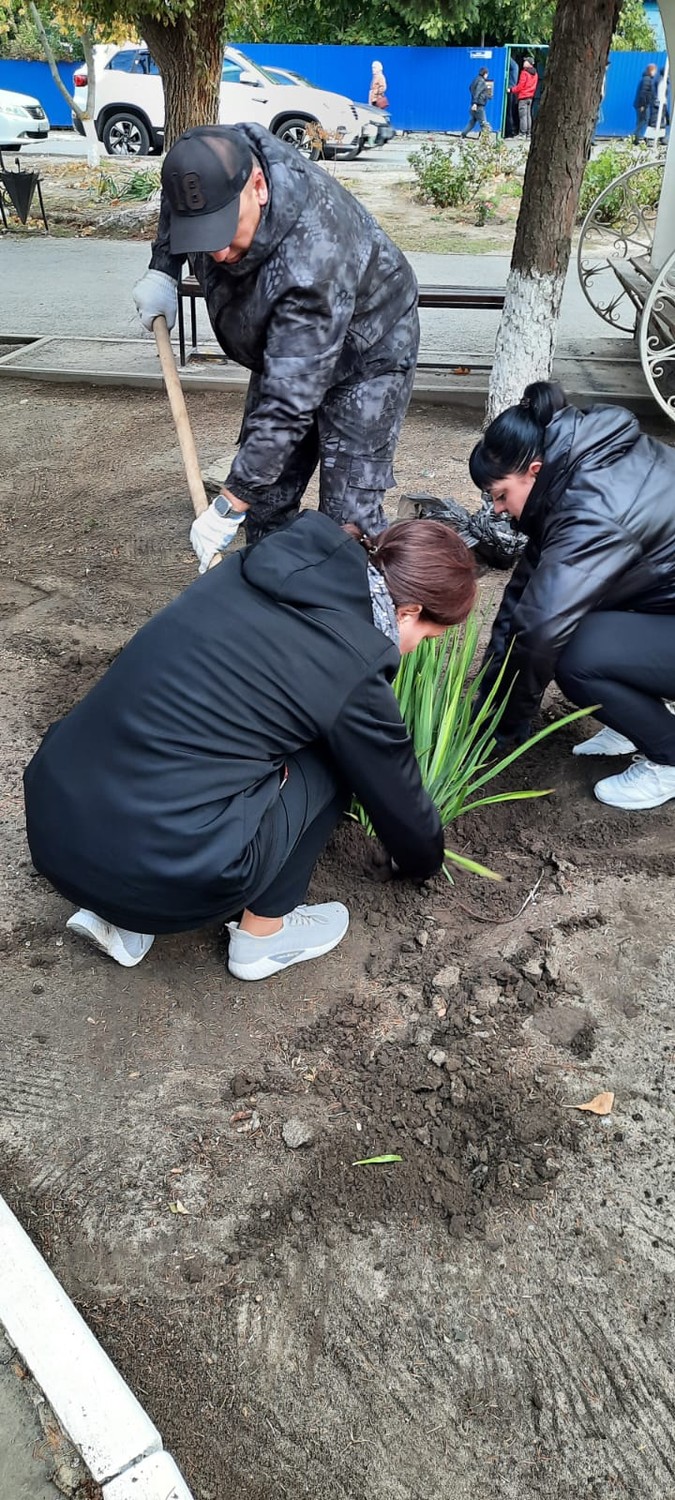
[521,380,567,428]
[469,380,568,491]
[344,519,476,627]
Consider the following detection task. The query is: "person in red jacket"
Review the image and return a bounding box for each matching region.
[513,57,538,137]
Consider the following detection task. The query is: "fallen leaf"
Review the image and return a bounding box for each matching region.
[572,1091,615,1116]
[352,1154,403,1166]
[168,1199,189,1214]
[230,1109,253,1125]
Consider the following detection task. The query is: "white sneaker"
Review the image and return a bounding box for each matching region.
[594,757,675,809]
[227,902,349,982]
[573,726,636,757]
[66,909,155,967]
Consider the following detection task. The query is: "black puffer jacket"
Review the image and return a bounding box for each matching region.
[150,124,418,506]
[482,404,675,731]
[24,513,443,930]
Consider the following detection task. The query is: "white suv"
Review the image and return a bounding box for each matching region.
[72,44,362,159]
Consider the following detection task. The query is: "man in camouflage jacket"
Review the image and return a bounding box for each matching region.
[134,123,419,570]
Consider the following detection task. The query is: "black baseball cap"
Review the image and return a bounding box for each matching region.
[161,126,254,255]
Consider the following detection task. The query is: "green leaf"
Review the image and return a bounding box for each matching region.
[352,1154,403,1166]
[443,847,502,880]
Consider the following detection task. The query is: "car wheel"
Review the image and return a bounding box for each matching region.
[102,112,151,157]
[274,117,322,161]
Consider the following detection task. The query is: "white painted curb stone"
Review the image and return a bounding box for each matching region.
[104,1450,193,1499]
[0,1196,194,1497]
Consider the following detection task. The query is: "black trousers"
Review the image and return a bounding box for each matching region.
[556,611,675,765]
[28,745,347,933]
[240,747,348,918]
[238,314,419,546]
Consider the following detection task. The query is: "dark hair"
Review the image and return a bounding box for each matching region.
[344,519,477,626]
[468,380,567,492]
[479,66,489,76]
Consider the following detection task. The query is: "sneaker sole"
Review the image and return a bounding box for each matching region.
[228,916,349,982]
[66,917,153,968]
[573,746,635,757]
[594,786,675,809]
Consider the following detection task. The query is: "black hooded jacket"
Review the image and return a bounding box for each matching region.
[24,513,443,930]
[482,404,675,732]
[150,124,418,507]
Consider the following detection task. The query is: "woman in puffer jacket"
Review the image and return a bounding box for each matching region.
[469,380,675,811]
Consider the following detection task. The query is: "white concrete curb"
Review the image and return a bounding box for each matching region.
[0,1195,194,1499]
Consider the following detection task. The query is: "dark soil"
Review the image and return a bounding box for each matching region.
[2,382,675,1500]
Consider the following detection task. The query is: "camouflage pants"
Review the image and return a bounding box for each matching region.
[240,330,419,545]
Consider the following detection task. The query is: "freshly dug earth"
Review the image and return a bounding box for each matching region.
[2,381,675,1500]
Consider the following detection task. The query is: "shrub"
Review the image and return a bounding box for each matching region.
[577,144,664,225]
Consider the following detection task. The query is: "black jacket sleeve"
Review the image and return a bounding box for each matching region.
[325,667,444,880]
[149,192,186,282]
[479,544,538,697]
[483,508,641,731]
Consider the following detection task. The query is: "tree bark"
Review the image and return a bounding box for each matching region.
[486,0,621,421]
[28,6,104,164]
[137,4,227,151]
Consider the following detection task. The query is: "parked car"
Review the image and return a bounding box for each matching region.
[262,66,395,157]
[72,44,362,159]
[0,87,49,152]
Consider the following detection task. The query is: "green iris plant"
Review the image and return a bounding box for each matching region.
[354,615,593,882]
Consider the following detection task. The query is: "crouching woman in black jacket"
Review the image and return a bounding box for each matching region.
[470,380,675,811]
[24,512,476,981]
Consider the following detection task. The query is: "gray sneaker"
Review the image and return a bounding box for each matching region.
[66,909,155,967]
[573,726,636,757]
[227,902,349,981]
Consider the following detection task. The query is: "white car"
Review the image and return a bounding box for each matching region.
[263,66,395,158]
[0,87,49,152]
[72,44,362,159]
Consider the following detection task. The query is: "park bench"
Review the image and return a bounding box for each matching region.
[577,155,675,424]
[176,271,506,367]
[609,252,675,343]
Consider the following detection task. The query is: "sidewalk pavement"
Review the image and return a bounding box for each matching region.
[1,237,625,353]
[0,1341,67,1500]
[0,236,649,413]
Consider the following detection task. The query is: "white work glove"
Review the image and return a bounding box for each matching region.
[190,496,246,573]
[132,269,178,333]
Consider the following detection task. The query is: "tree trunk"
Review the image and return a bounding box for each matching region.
[28,6,104,164]
[138,4,227,151]
[486,0,621,422]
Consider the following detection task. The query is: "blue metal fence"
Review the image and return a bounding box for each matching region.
[0,60,78,127]
[0,47,668,136]
[245,42,508,134]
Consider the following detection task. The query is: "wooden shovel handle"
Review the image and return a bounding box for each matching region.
[153,314,209,520]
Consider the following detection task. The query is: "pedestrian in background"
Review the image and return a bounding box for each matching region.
[505,53,519,138]
[369,59,389,109]
[461,67,491,138]
[633,62,658,143]
[513,56,538,137]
